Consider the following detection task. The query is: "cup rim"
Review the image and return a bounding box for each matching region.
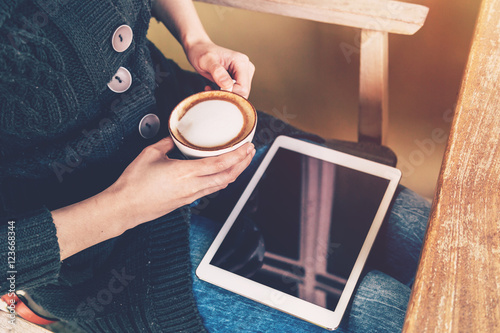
[168,90,257,152]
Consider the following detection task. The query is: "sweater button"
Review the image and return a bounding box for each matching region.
[107,67,132,93]
[139,114,160,139]
[111,25,133,52]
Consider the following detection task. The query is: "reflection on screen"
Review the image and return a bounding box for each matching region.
[211,148,390,311]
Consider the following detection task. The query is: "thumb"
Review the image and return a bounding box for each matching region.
[150,136,175,154]
[210,64,234,91]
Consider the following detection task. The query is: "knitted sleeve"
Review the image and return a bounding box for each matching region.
[0,207,61,295]
[0,0,22,26]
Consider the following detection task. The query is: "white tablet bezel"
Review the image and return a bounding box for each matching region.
[196,135,401,330]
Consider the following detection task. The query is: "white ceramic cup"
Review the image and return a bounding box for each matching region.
[168,90,257,158]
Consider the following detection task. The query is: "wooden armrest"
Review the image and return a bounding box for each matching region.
[195,0,428,34]
[403,0,500,331]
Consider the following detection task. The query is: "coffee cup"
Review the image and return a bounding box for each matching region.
[168,90,257,158]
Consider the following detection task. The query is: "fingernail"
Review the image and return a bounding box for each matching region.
[220,79,236,93]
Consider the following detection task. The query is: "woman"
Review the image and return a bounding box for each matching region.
[0,0,429,331]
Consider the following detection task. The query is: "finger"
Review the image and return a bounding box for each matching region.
[191,142,255,177]
[189,150,255,200]
[140,137,175,162]
[231,58,255,98]
[210,63,234,91]
[203,148,255,187]
[150,136,175,154]
[204,85,213,91]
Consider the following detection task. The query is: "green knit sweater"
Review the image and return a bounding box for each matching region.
[0,1,207,331]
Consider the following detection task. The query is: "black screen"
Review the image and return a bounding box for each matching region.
[211,148,390,311]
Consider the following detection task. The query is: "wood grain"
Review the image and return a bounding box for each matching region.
[195,0,429,35]
[358,30,389,144]
[403,0,500,331]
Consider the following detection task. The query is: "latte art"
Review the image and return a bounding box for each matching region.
[177,100,244,148]
[169,90,257,158]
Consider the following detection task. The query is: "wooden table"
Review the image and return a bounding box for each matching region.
[403,0,500,331]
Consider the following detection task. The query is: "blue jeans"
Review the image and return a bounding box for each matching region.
[189,148,430,332]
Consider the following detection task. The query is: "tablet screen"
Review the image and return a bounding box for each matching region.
[210,147,391,312]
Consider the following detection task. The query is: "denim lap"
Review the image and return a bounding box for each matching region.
[189,214,413,333]
[189,139,430,332]
[368,187,431,287]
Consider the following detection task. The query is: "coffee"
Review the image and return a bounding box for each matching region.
[177,99,244,148]
[169,91,256,155]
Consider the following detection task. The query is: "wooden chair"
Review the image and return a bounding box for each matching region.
[196,0,429,166]
[403,0,500,331]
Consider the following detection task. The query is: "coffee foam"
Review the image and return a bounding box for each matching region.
[170,91,256,151]
[177,100,244,148]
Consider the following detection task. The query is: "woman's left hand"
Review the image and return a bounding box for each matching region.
[185,40,255,98]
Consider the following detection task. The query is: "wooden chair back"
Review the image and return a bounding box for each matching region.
[196,0,429,145]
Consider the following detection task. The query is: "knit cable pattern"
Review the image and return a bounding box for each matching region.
[0,9,79,140]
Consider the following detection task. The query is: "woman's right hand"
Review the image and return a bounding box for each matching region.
[52,136,255,260]
[109,136,256,231]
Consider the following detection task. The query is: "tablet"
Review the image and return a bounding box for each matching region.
[196,136,401,330]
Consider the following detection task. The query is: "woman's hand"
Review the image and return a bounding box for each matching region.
[185,40,255,98]
[53,137,255,260]
[151,0,255,98]
[109,137,255,229]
